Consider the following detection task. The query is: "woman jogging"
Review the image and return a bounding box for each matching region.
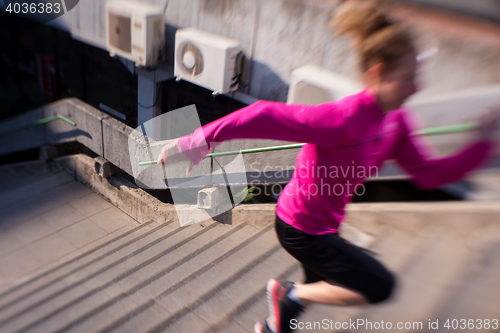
[158,1,500,332]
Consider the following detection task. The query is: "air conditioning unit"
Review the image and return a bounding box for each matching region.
[174,28,243,94]
[287,65,363,105]
[105,0,166,67]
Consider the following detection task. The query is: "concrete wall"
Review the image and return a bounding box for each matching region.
[51,0,500,102]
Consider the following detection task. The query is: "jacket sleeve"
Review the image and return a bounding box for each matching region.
[177,100,347,165]
[394,109,496,190]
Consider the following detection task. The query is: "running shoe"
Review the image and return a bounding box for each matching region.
[254,319,273,333]
[266,279,304,333]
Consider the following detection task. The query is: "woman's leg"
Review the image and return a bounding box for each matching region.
[258,214,396,333]
[275,215,396,306]
[295,264,369,308]
[294,280,370,306]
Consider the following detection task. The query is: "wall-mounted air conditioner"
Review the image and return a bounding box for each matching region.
[174,28,244,94]
[105,0,166,67]
[287,65,363,105]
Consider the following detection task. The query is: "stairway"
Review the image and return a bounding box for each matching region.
[0,160,499,333]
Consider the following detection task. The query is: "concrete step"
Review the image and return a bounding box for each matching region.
[173,246,297,332]
[92,224,280,333]
[166,225,434,333]
[420,239,500,333]
[0,219,175,323]
[0,220,210,332]
[171,225,433,333]
[199,225,434,333]
[0,219,162,309]
[2,218,266,333]
[204,263,303,333]
[116,224,259,304]
[45,222,257,333]
[148,248,297,333]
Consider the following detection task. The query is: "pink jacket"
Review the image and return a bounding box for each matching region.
[178,88,495,235]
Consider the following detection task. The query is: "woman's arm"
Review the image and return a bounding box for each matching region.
[394,109,497,190]
[176,100,347,165]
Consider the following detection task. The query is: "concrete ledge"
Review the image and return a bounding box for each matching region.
[343,201,500,238]
[232,203,277,230]
[52,154,276,229]
[54,154,177,225]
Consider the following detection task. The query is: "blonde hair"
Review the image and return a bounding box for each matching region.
[331,0,415,73]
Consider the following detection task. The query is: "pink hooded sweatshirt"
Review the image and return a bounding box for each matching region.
[178,88,495,235]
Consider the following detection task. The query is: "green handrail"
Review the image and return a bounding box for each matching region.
[139,160,159,166]
[0,114,76,138]
[207,143,305,158]
[414,122,478,136]
[138,121,499,166]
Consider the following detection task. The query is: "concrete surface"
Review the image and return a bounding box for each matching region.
[0,165,139,293]
[0,157,499,332]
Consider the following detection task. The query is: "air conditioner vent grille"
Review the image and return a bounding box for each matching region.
[108,13,132,53]
[177,42,204,77]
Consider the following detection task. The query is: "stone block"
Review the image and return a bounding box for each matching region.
[197,187,222,210]
[94,156,120,178]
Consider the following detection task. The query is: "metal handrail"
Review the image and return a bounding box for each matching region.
[0,114,76,138]
[139,121,498,165]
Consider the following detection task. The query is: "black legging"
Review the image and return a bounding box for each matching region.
[275,213,396,304]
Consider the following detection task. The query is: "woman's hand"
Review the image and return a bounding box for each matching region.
[157,139,181,165]
[157,139,197,177]
[475,107,500,142]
